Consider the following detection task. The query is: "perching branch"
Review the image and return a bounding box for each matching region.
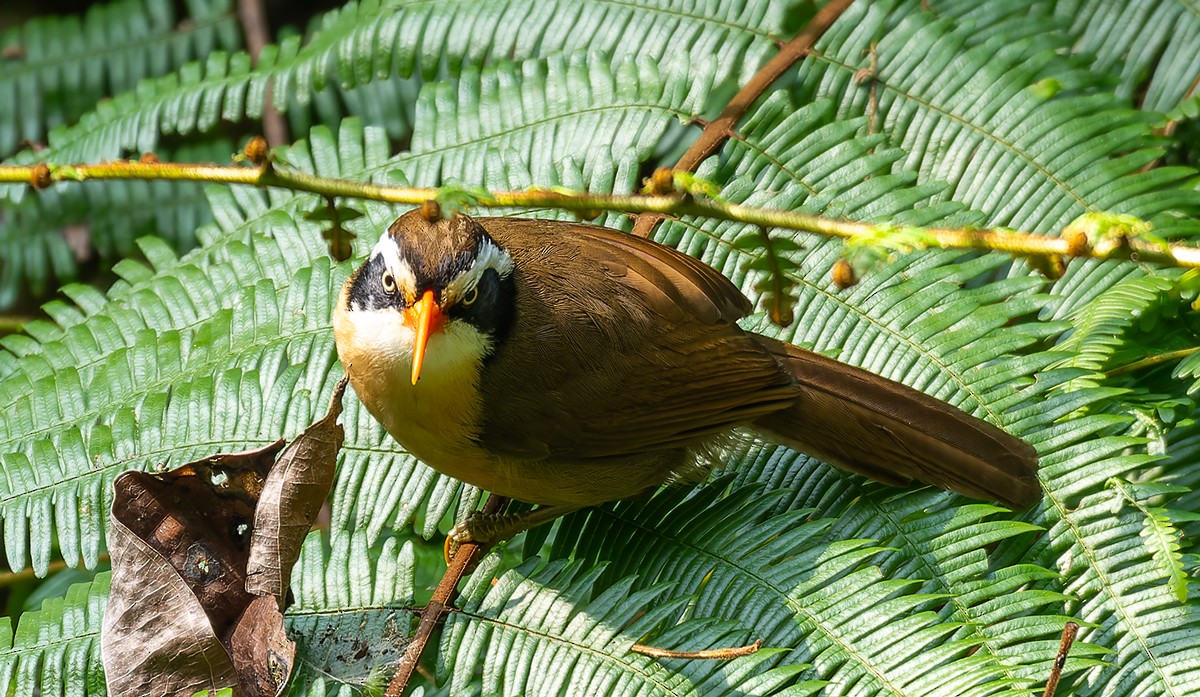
[4,159,1200,269]
[384,494,508,697]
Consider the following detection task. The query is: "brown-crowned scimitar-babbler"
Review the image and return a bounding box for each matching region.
[333,210,1039,543]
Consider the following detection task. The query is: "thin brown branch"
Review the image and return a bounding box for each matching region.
[855,42,879,137]
[1042,621,1079,697]
[238,0,288,147]
[631,639,762,660]
[384,494,507,697]
[630,0,855,237]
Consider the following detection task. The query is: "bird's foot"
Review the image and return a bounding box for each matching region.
[443,505,581,563]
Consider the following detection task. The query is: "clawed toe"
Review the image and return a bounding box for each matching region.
[442,505,582,564]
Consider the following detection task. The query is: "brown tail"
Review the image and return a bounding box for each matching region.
[750,334,1040,509]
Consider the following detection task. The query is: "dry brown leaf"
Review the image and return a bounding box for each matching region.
[101,441,292,697]
[102,380,352,695]
[102,518,239,696]
[246,377,348,605]
[228,595,296,697]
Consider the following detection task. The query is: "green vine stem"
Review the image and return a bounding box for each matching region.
[3,159,1200,269]
[1107,347,1200,377]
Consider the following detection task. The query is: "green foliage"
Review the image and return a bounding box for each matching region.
[2,0,1200,696]
[0,0,242,159]
[1108,479,1190,603]
[442,551,824,696]
[799,0,1200,237]
[1056,272,1184,378]
[0,0,242,310]
[0,574,107,696]
[0,139,227,309]
[1052,0,1200,114]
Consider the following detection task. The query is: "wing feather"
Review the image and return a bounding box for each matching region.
[476,218,791,460]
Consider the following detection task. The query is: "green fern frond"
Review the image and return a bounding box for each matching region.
[1047,483,1200,695]
[0,573,107,697]
[1044,266,1200,435]
[0,225,341,574]
[977,368,1200,695]
[1,46,708,237]
[653,92,969,292]
[795,0,1200,358]
[795,0,1200,235]
[0,49,265,207]
[1174,351,1200,397]
[401,53,709,186]
[1051,0,1200,113]
[285,531,418,692]
[2,0,794,191]
[1038,260,1148,321]
[605,16,1200,688]
[1109,479,1191,603]
[0,0,241,158]
[1160,427,1200,552]
[0,139,228,309]
[712,94,951,220]
[440,551,818,696]
[1055,273,1183,376]
[281,0,797,110]
[925,1,1078,55]
[710,355,1113,686]
[547,481,1035,696]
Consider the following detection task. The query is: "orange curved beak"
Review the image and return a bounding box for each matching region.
[403,289,445,385]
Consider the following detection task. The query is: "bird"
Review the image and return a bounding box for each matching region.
[332,209,1040,543]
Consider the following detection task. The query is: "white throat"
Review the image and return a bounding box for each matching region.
[334,306,492,466]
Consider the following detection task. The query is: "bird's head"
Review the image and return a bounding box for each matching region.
[334,210,515,385]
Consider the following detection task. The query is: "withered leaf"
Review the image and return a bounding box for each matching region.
[246,377,348,605]
[228,596,296,697]
[306,203,363,261]
[102,518,238,696]
[102,441,294,697]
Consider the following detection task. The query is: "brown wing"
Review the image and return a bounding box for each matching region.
[476,218,795,460]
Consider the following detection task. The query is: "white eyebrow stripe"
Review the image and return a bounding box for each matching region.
[371,232,418,298]
[475,237,515,276]
[444,238,514,301]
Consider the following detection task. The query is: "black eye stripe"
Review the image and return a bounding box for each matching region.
[348,255,404,311]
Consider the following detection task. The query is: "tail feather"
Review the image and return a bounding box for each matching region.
[750,334,1040,509]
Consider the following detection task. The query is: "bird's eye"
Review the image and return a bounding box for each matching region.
[381,271,397,294]
[461,285,479,306]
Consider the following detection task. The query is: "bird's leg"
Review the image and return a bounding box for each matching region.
[444,505,582,561]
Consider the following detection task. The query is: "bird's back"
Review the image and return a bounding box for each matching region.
[474,218,1039,509]
[474,219,796,504]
